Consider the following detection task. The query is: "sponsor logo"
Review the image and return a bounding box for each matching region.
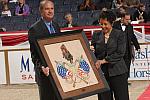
[135,48,150,59]
[132,68,150,78]
[130,46,150,79]
[20,55,34,80]
[20,55,30,72]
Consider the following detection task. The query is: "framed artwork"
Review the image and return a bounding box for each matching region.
[37,30,109,100]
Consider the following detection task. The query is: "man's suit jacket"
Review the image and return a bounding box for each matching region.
[91,29,128,77]
[113,21,140,60]
[28,18,60,85]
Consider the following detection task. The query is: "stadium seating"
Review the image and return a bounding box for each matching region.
[0,0,149,31]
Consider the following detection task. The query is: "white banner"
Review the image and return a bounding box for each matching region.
[8,50,35,84]
[129,44,150,80]
[0,52,6,84]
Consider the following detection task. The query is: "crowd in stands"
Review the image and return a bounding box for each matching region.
[0,0,30,16]
[1,0,12,17]
[0,0,150,31]
[133,3,148,23]
[78,0,97,11]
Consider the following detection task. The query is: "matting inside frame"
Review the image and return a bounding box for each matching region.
[44,40,98,92]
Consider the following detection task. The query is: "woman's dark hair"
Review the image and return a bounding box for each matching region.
[99,10,116,24]
[83,0,92,5]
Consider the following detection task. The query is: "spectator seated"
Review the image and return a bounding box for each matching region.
[15,0,30,16]
[78,0,97,11]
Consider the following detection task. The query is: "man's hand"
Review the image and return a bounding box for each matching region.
[42,66,50,76]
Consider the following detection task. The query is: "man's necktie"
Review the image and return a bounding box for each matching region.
[49,23,55,34]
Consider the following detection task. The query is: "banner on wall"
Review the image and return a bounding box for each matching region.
[0,52,6,84]
[0,27,150,85]
[8,50,35,84]
[129,44,150,80]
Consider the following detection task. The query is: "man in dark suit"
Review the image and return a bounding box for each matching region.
[28,1,60,100]
[63,13,78,28]
[113,12,140,79]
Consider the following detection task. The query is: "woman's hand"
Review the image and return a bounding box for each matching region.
[95,60,102,69]
[95,59,107,69]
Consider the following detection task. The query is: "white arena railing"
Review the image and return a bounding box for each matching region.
[0,25,150,84]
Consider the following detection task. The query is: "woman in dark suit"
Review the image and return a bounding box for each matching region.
[91,11,129,100]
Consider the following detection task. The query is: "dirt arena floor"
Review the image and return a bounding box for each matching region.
[0,81,149,100]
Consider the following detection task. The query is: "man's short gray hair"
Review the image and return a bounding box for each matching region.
[39,0,54,13]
